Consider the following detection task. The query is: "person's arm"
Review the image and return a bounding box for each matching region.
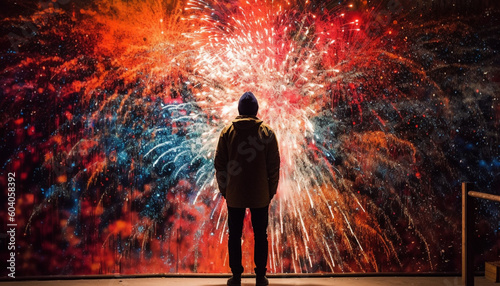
[267,131,280,199]
[214,129,228,198]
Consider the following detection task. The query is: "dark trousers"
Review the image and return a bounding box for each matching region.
[227,205,269,276]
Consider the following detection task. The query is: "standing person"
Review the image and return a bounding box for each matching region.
[214,91,280,286]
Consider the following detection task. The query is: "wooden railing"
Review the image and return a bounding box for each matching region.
[462,182,500,286]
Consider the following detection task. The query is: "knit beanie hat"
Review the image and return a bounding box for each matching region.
[238,91,259,116]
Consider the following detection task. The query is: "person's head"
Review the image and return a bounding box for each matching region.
[238,91,259,116]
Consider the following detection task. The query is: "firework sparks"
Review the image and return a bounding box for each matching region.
[180,0,419,272]
[1,0,499,277]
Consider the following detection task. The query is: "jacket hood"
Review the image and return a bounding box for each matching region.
[238,91,259,116]
[232,115,263,130]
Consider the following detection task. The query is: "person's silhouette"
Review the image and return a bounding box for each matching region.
[215,91,280,286]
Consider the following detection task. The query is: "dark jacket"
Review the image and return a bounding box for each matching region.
[214,115,280,208]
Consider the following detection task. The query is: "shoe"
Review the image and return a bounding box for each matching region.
[227,275,241,286]
[256,275,269,286]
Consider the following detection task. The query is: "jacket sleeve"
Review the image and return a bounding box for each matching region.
[214,129,228,197]
[266,130,280,198]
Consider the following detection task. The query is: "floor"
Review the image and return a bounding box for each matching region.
[0,276,496,286]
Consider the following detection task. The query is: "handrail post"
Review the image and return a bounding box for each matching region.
[462,182,475,286]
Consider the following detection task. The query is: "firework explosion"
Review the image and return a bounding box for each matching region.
[0,0,499,276]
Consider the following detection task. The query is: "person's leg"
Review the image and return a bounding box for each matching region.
[227,206,246,282]
[250,205,269,281]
